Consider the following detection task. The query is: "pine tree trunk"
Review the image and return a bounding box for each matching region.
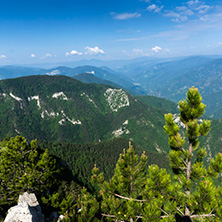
[185,142,192,216]
[130,151,133,194]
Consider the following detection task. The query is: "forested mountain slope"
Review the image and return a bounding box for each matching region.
[0,75,168,153]
[73,73,137,95]
[40,137,169,188]
[136,95,179,114]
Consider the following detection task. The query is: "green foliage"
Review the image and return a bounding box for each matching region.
[77,143,173,221]
[76,187,100,222]
[61,187,100,222]
[0,136,60,213]
[41,180,82,215]
[136,94,178,114]
[164,87,222,221]
[201,119,222,166]
[39,138,169,189]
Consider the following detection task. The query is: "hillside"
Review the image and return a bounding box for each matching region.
[40,137,169,188]
[73,73,137,95]
[136,95,178,114]
[0,75,169,153]
[65,65,146,94]
[124,56,222,118]
[73,73,120,86]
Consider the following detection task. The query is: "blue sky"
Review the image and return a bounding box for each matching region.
[0,0,222,65]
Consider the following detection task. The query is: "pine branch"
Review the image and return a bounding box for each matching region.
[190,213,217,218]
[180,157,188,168]
[101,213,126,222]
[133,161,146,176]
[114,193,147,202]
[176,207,184,216]
[22,148,35,157]
[159,207,170,216]
[177,175,183,184]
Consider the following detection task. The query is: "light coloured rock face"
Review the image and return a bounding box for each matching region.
[52,92,68,100]
[18,192,39,207]
[9,93,22,102]
[104,88,130,112]
[4,192,44,222]
[80,92,98,108]
[173,114,185,128]
[58,110,82,125]
[112,120,130,137]
[28,95,41,109]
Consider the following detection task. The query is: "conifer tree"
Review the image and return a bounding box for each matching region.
[91,142,174,221]
[76,187,100,222]
[164,87,222,221]
[0,136,60,213]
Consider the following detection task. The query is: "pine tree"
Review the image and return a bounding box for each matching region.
[0,136,60,213]
[164,87,222,221]
[91,142,174,221]
[76,187,100,222]
[61,187,100,222]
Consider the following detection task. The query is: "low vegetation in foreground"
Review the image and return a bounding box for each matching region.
[1,87,222,221]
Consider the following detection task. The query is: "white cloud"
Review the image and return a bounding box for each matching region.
[196,5,211,14]
[164,11,188,22]
[113,12,141,20]
[65,50,83,56]
[132,49,150,56]
[147,4,156,11]
[40,53,56,60]
[176,6,194,16]
[0,55,6,59]
[115,5,222,47]
[30,53,36,58]
[162,0,212,23]
[147,4,164,13]
[151,46,162,53]
[45,53,53,57]
[186,0,211,14]
[187,0,200,6]
[85,46,105,55]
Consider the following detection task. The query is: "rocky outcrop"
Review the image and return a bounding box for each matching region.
[4,192,44,222]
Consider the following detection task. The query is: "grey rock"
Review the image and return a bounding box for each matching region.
[4,192,44,222]
[18,192,39,207]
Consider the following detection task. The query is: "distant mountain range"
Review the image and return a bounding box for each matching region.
[16,56,166,69]
[73,73,121,87]
[115,56,222,118]
[73,73,139,95]
[0,65,146,95]
[1,55,222,118]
